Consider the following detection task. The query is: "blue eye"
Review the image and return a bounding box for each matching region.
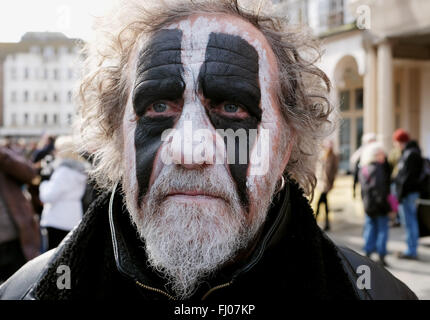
[224,104,239,113]
[153,103,168,113]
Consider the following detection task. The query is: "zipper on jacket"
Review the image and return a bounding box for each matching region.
[135,279,233,301]
[201,281,232,301]
[135,280,177,300]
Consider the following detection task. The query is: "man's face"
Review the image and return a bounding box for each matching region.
[122,14,292,298]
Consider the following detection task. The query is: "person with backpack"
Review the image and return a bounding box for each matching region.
[393,129,423,260]
[359,142,391,266]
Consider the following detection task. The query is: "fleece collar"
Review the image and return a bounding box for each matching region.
[107,181,292,297]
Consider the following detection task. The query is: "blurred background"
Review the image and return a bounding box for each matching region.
[0,0,429,299]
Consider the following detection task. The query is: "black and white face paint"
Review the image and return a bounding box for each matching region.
[131,29,262,208]
[122,14,289,299]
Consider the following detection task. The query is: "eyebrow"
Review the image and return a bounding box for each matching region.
[132,29,185,115]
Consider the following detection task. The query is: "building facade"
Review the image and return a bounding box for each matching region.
[277,0,430,172]
[0,32,82,138]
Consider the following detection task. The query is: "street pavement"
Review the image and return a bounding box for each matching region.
[313,175,430,300]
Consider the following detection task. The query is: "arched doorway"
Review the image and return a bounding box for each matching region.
[334,55,364,173]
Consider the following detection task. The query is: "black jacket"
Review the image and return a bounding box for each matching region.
[359,162,391,217]
[395,141,423,200]
[0,181,417,301]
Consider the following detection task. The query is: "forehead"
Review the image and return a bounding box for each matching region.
[135,13,278,73]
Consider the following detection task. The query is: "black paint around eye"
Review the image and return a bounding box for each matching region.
[133,28,185,116]
[198,32,262,209]
[133,29,183,205]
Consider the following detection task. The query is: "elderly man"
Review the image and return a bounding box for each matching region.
[0,0,416,300]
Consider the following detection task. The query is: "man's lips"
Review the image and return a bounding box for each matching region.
[165,190,224,201]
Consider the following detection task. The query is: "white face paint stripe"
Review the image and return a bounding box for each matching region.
[169,16,281,190]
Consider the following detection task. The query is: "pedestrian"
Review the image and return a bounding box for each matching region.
[387,138,403,227]
[39,136,88,250]
[393,129,423,260]
[359,142,391,266]
[0,145,41,282]
[350,133,377,198]
[315,140,339,231]
[31,134,55,164]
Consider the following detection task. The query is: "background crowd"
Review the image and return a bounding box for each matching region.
[317,129,430,267]
[0,134,95,283]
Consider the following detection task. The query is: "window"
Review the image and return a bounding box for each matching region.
[43,93,48,102]
[44,68,48,79]
[356,117,363,149]
[24,67,29,79]
[287,0,309,25]
[53,93,59,102]
[339,90,350,111]
[395,82,401,108]
[11,114,17,126]
[339,118,351,172]
[11,91,17,102]
[318,0,345,32]
[54,69,59,80]
[34,92,39,102]
[10,67,17,80]
[68,68,74,80]
[355,88,363,110]
[67,113,73,125]
[43,114,48,124]
[53,114,58,124]
[24,91,29,102]
[24,113,29,125]
[35,114,40,125]
[67,91,72,103]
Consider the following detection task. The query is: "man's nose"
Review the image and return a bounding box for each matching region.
[169,118,219,169]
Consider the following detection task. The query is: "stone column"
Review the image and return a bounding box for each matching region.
[364,45,377,134]
[377,40,395,151]
[420,67,430,158]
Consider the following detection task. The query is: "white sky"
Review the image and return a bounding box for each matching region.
[0,0,118,42]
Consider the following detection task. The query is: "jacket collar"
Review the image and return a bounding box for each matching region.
[108,180,292,297]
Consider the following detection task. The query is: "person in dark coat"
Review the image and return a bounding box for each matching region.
[0,0,417,301]
[0,146,41,282]
[393,129,423,260]
[359,143,391,266]
[315,140,339,231]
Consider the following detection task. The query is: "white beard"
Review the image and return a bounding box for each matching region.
[123,164,277,299]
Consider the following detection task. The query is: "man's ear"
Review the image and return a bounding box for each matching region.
[280,130,295,174]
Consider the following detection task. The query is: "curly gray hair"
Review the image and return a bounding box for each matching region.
[75,0,336,196]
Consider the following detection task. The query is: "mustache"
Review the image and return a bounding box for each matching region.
[144,165,241,207]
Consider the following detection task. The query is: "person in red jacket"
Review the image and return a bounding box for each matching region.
[393,129,423,259]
